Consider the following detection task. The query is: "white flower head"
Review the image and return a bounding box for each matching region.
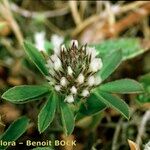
[81,89,89,97]
[53,57,62,71]
[46,40,103,103]
[70,86,77,94]
[77,73,84,84]
[34,31,45,51]
[67,66,73,76]
[64,95,74,103]
[87,76,95,86]
[71,40,78,48]
[60,77,68,87]
[55,85,61,91]
[86,46,97,59]
[89,58,103,72]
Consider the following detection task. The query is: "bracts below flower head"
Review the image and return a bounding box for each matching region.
[45,40,103,103]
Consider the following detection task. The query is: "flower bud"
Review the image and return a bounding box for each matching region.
[55,85,61,91]
[65,95,74,103]
[53,58,62,71]
[70,86,77,94]
[60,77,68,86]
[71,40,78,48]
[87,76,95,86]
[61,44,66,52]
[86,47,97,59]
[67,66,73,76]
[50,54,58,62]
[77,73,84,84]
[89,58,103,72]
[81,89,89,97]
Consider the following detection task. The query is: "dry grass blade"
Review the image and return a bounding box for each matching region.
[72,1,149,37]
[128,140,140,150]
[0,0,23,45]
[79,2,150,43]
[136,111,150,146]
[61,134,75,150]
[10,2,69,18]
[69,1,82,26]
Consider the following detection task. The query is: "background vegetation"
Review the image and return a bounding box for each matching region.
[0,0,150,150]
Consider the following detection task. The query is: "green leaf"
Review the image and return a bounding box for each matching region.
[2,85,50,103]
[24,41,49,76]
[0,116,29,150]
[139,73,150,86]
[95,38,146,60]
[98,50,122,81]
[78,93,106,116]
[100,79,143,93]
[138,92,150,103]
[137,73,150,103]
[60,101,74,135]
[38,93,58,133]
[95,91,130,119]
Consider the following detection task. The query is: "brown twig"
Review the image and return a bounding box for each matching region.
[72,1,149,37]
[107,3,150,38]
[0,0,23,46]
[80,2,150,43]
[79,1,87,20]
[142,17,150,39]
[105,1,116,26]
[112,119,122,150]
[10,2,69,18]
[69,1,82,26]
[136,110,150,147]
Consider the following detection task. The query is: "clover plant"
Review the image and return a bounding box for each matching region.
[0,116,29,150]
[1,40,143,135]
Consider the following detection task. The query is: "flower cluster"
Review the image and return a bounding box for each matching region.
[45,40,103,103]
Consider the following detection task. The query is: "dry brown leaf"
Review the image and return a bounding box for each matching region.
[0,103,21,123]
[128,139,140,150]
[7,77,23,86]
[61,134,75,150]
[0,115,5,127]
